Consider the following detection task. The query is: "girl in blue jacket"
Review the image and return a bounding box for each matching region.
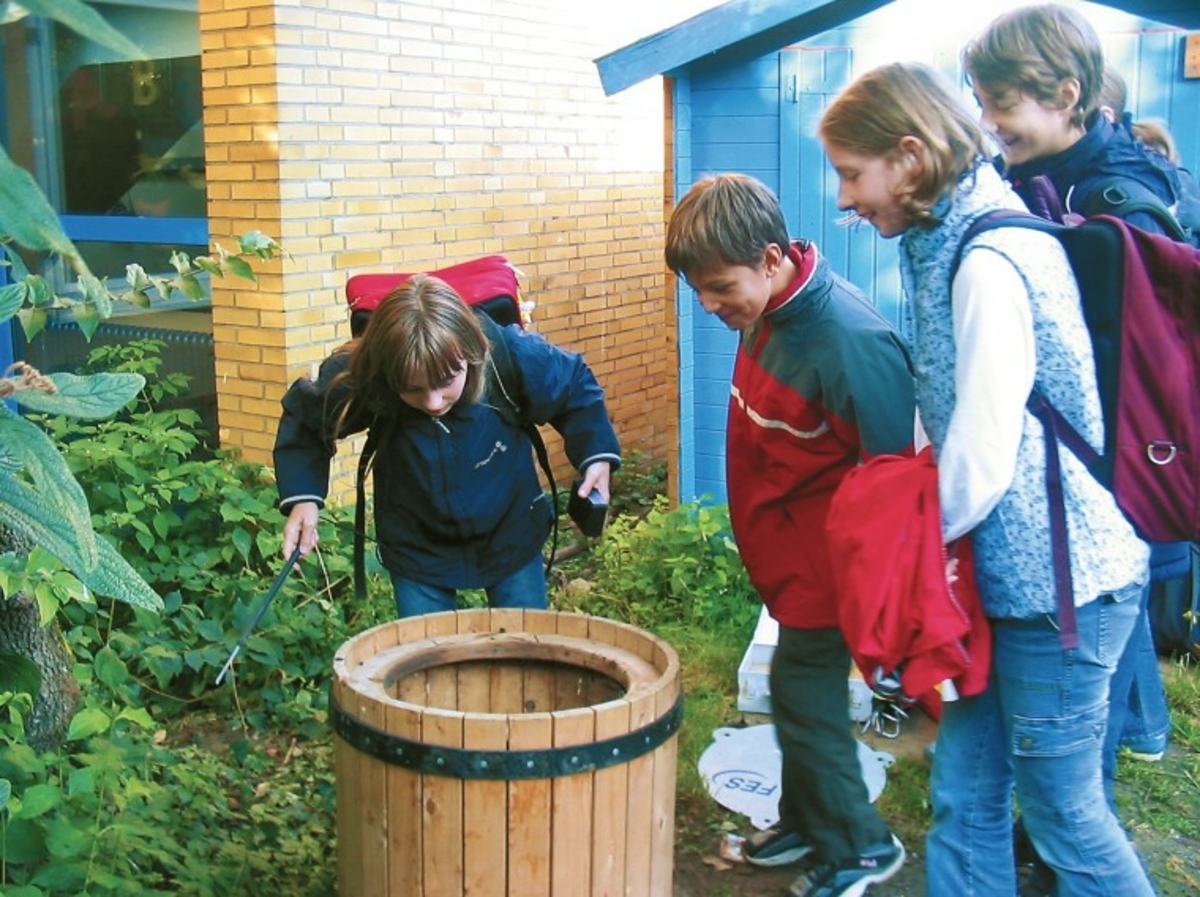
[273,274,620,617]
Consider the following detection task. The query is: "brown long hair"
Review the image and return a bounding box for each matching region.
[963,3,1102,130]
[819,62,988,228]
[332,274,489,432]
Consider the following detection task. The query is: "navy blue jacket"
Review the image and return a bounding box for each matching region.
[274,324,620,588]
[1005,115,1180,237]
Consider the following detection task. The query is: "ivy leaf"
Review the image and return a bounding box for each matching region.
[238,229,282,258]
[72,301,101,341]
[231,527,253,561]
[17,303,48,342]
[193,256,221,277]
[66,707,111,742]
[177,273,206,300]
[12,783,61,820]
[222,255,256,282]
[93,646,129,689]
[0,651,42,697]
[24,274,55,307]
[13,372,145,419]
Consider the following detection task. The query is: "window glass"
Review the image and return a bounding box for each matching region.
[2,2,218,440]
[53,3,206,277]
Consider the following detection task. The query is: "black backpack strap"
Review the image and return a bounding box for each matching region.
[476,313,559,576]
[1076,178,1189,243]
[353,424,382,602]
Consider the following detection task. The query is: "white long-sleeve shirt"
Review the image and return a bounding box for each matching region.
[915,249,1035,542]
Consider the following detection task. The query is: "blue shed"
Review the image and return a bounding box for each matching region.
[597,0,1200,505]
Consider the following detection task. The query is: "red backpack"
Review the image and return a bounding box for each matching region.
[953,209,1199,645]
[345,254,524,336]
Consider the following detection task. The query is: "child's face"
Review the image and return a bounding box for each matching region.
[823,144,912,238]
[399,362,468,416]
[685,256,775,332]
[973,85,1080,166]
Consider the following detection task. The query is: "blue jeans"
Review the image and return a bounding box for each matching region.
[926,594,1154,896]
[1107,586,1170,801]
[390,551,548,618]
[1111,543,1186,777]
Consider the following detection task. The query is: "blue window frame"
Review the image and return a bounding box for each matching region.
[2,1,218,437]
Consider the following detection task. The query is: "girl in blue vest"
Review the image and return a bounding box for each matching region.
[273,274,620,617]
[820,62,1152,895]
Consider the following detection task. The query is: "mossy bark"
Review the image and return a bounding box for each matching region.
[0,528,80,753]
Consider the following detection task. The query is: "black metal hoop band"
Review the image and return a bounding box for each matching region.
[329,687,684,780]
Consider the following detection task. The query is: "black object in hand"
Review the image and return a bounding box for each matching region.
[568,481,608,537]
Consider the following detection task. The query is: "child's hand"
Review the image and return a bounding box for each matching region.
[946,556,959,586]
[578,461,612,503]
[283,502,320,560]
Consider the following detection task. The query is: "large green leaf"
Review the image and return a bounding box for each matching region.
[0,280,24,323]
[0,651,42,697]
[0,144,83,266]
[16,0,146,59]
[0,411,98,569]
[77,537,163,611]
[11,371,144,419]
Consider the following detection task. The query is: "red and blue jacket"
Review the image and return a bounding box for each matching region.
[727,242,915,629]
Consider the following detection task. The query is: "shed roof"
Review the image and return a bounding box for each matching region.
[595,0,1200,95]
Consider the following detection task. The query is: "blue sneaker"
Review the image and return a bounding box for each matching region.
[743,828,813,867]
[787,835,905,897]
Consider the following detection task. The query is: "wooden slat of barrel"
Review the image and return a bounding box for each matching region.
[622,689,658,896]
[590,699,631,896]
[462,713,509,896]
[507,712,554,896]
[383,701,424,896]
[358,686,391,896]
[333,691,364,897]
[421,709,464,894]
[551,707,595,893]
[650,680,681,896]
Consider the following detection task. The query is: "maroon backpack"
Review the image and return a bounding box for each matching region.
[953,210,1199,645]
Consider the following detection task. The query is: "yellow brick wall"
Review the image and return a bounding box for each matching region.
[200,0,696,504]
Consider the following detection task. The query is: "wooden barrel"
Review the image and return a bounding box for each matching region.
[330,608,683,897]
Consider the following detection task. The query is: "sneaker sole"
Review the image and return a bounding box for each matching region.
[744,843,814,868]
[843,836,906,897]
[786,836,906,897]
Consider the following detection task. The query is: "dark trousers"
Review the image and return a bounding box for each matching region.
[769,624,891,863]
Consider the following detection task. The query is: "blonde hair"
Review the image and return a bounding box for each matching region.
[334,274,490,429]
[665,173,791,279]
[818,62,989,227]
[1131,119,1179,163]
[963,3,1102,130]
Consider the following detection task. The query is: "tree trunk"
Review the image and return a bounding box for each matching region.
[0,528,80,753]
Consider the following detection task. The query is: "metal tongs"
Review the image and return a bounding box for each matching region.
[214,544,303,685]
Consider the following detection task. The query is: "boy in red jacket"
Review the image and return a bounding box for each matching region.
[665,174,915,897]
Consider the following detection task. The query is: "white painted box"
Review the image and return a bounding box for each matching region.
[736,606,874,722]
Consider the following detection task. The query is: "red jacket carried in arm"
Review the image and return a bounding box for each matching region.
[727,242,915,630]
[827,447,992,706]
